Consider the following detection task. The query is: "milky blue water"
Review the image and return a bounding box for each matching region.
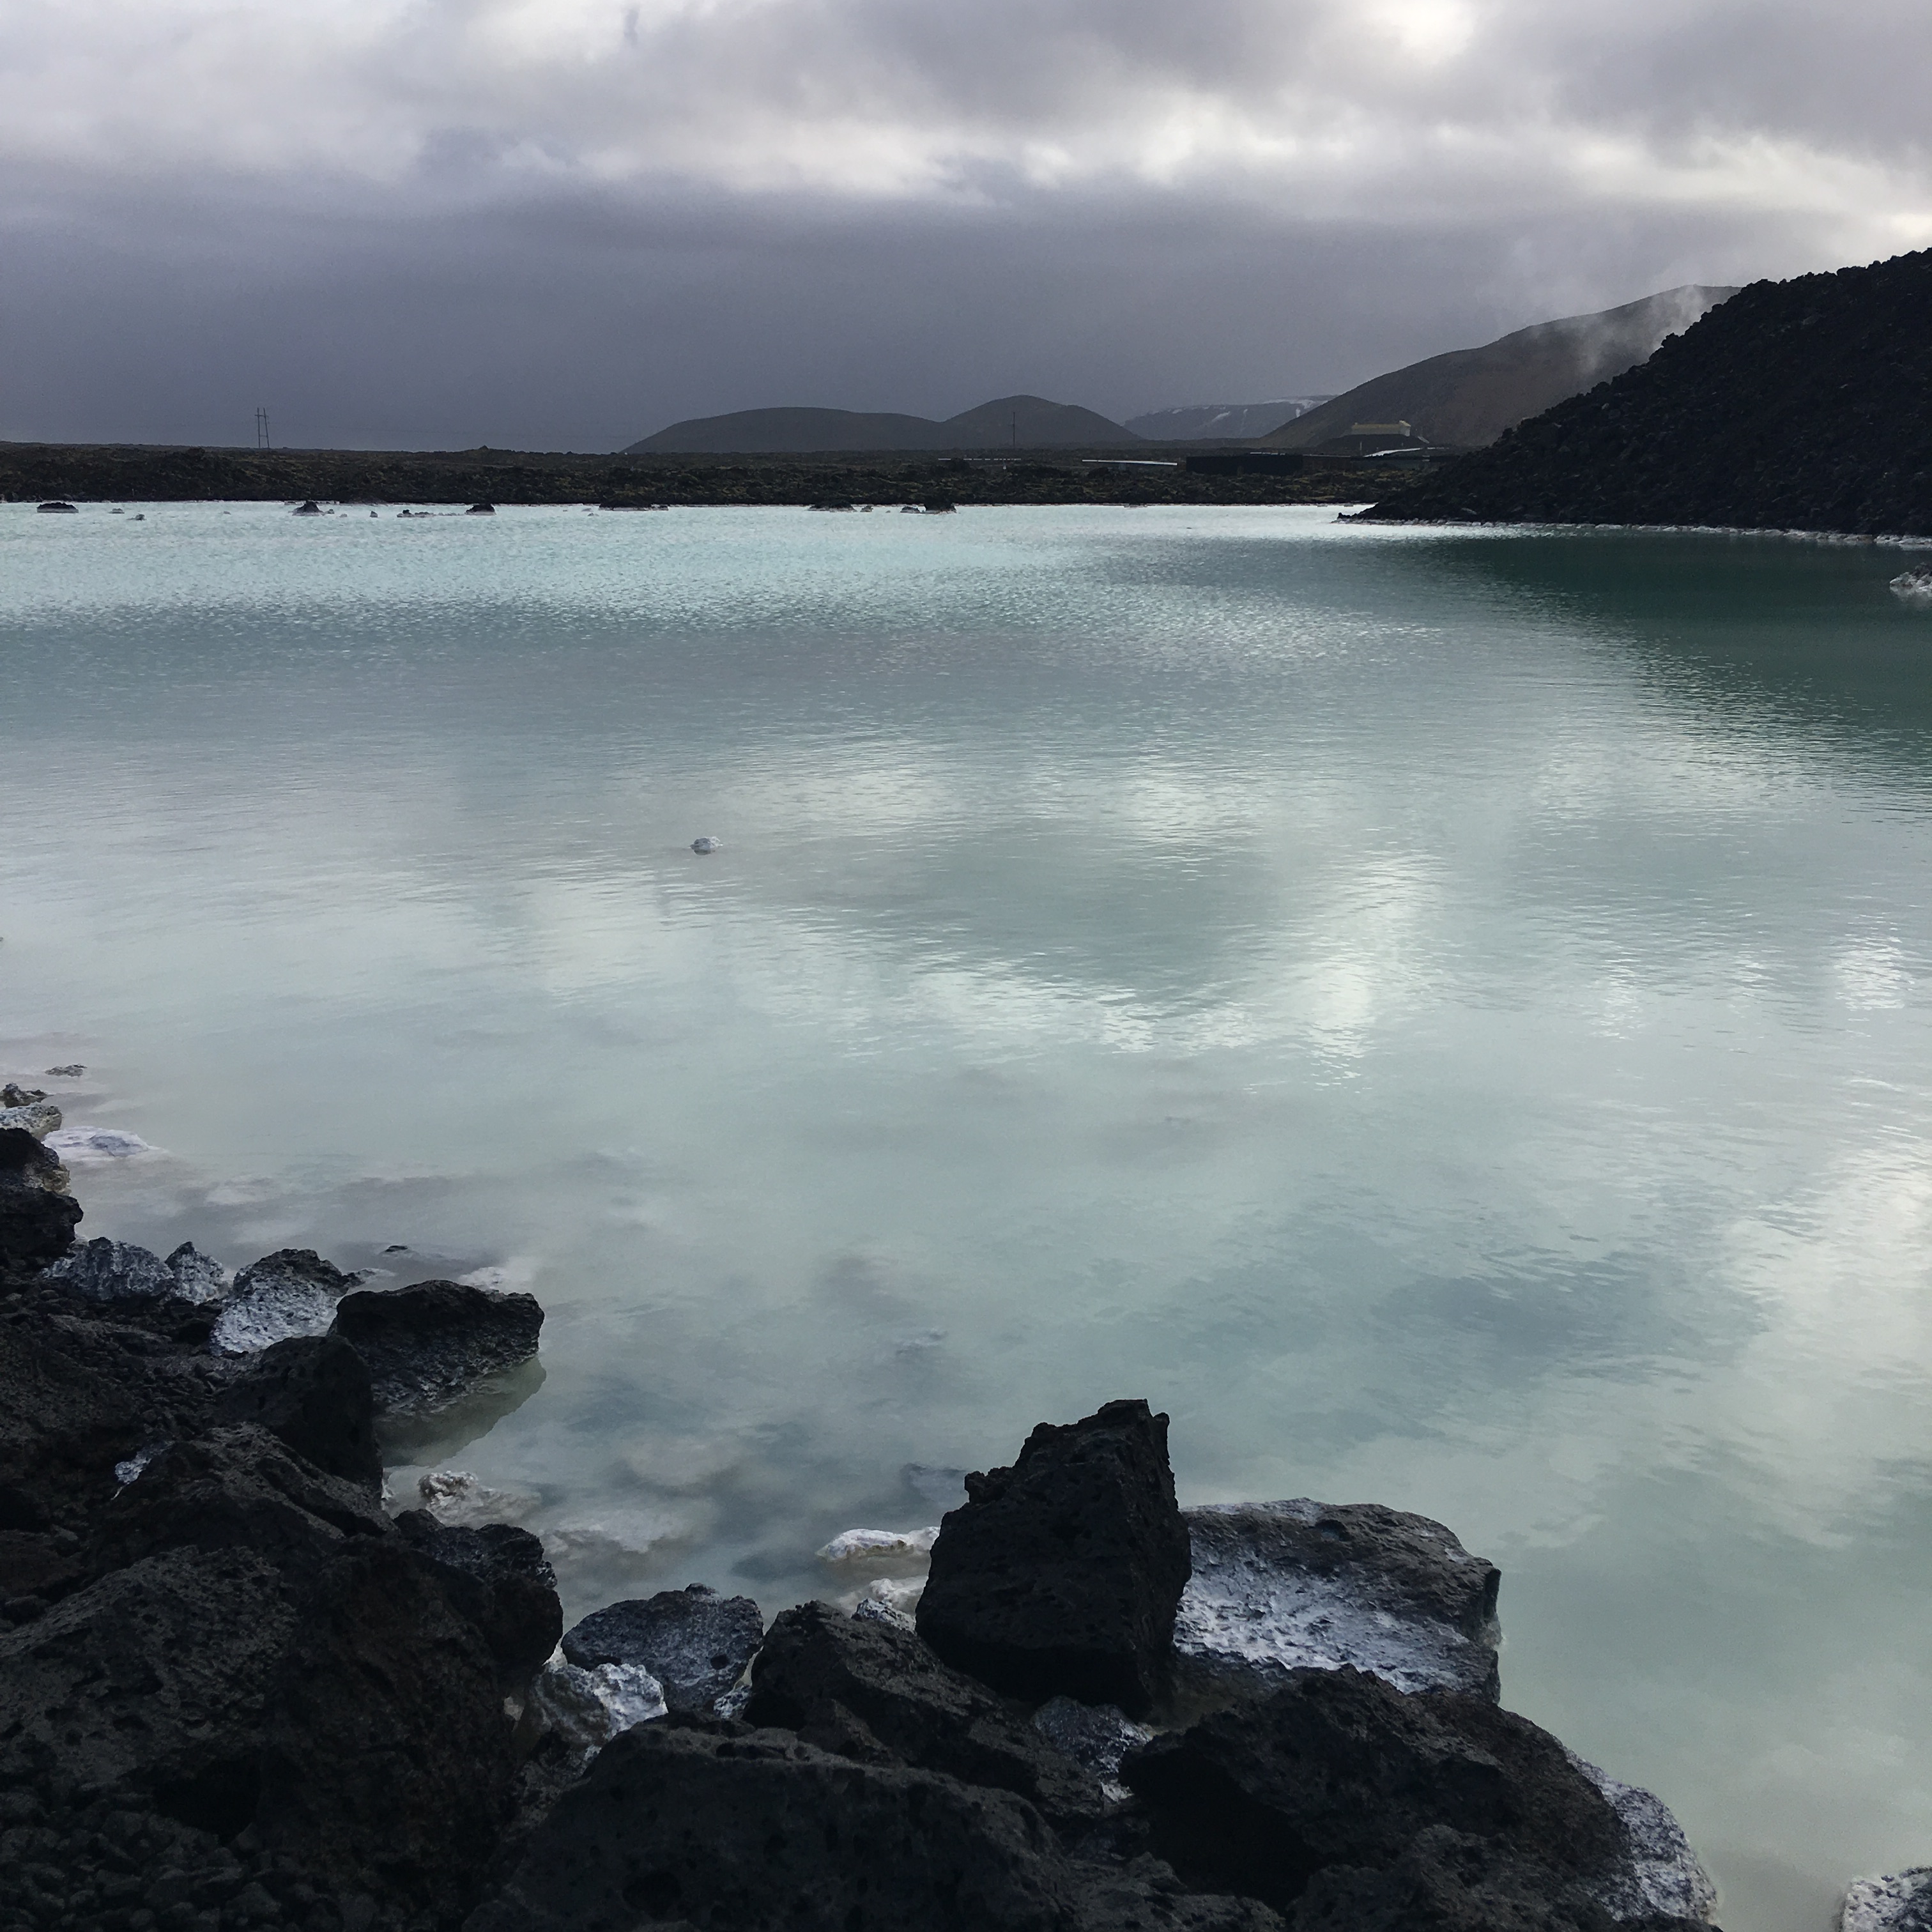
[4,501,1931,1928]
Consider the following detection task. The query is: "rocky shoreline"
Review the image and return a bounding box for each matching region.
[0,1094,1915,1930]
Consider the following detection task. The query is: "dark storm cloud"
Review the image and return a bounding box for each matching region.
[3,0,1928,448]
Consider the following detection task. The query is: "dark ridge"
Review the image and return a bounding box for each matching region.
[1358,249,1932,535]
[624,393,1142,454]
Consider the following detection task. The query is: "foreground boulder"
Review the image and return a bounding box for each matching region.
[744,1600,1108,1834]
[396,1510,564,1678]
[1123,1666,1703,1927]
[917,1398,1192,1715]
[468,1717,1282,1932]
[215,1333,384,1489]
[1176,1499,1501,1703]
[562,1580,763,1713]
[0,1125,80,1287]
[1841,1869,1932,1932]
[330,1279,543,1414]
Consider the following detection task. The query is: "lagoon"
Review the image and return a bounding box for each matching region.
[4,501,1930,1929]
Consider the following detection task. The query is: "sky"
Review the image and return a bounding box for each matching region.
[4,0,1930,451]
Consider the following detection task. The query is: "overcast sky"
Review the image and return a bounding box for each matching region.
[5,0,1929,450]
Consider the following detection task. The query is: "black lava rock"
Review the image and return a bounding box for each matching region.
[562,1580,763,1713]
[744,1600,1108,1834]
[1122,1666,1629,1915]
[331,1279,543,1414]
[215,1333,383,1489]
[916,1397,1192,1715]
[396,1510,563,1680]
[0,1125,80,1287]
[466,1716,1281,1932]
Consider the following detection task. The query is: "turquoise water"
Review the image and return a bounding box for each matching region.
[4,501,1931,1928]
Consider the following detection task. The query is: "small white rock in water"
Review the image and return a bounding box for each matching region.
[47,1126,154,1163]
[815,1526,939,1565]
[1890,568,1932,602]
[0,1100,61,1139]
[690,836,720,854]
[1841,1869,1932,1931]
[526,1647,667,1758]
[415,1468,540,1527]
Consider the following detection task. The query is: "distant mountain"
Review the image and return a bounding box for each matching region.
[1264,288,1739,451]
[1361,250,1932,535]
[1125,399,1336,441]
[625,394,1138,454]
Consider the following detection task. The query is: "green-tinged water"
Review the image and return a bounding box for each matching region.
[4,502,1930,1928]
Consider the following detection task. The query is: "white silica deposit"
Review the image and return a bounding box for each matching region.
[1840,1870,1932,1932]
[526,1648,668,1758]
[815,1526,939,1566]
[1569,1754,1719,1924]
[47,1126,155,1162]
[1890,567,1932,602]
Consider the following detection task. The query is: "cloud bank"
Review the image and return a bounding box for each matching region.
[4,0,1929,447]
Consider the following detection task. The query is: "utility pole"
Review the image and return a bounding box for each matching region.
[256,408,272,451]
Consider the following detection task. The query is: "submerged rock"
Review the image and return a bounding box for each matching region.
[817,1524,940,1564]
[416,1466,541,1526]
[745,1600,1108,1835]
[562,1581,763,1714]
[1842,1870,1932,1931]
[0,1124,80,1286]
[917,1397,1192,1716]
[209,1248,365,1354]
[46,1124,154,1162]
[1175,1499,1501,1703]
[1890,567,1932,602]
[329,1278,542,1413]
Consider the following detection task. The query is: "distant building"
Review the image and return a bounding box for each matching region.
[1349,421,1413,438]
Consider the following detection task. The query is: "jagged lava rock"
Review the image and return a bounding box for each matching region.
[210,1247,365,1355]
[165,1239,228,1303]
[1123,1666,1680,1922]
[330,1278,542,1413]
[0,1124,80,1286]
[1842,1870,1932,1932]
[563,1581,763,1713]
[525,1650,668,1756]
[466,1716,1280,1932]
[214,1333,383,1489]
[396,1509,563,1678]
[916,1396,1192,1715]
[744,1600,1108,1834]
[1176,1499,1501,1704]
[42,1235,176,1303]
[0,1098,61,1138]
[0,1301,216,1531]
[1569,1752,1717,1922]
[1033,1695,1153,1798]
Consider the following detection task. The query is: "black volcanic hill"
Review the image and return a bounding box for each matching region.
[625,394,1138,453]
[1267,286,1736,452]
[1364,250,1932,534]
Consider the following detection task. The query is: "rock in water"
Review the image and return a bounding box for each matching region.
[394,1511,563,1678]
[210,1248,365,1355]
[1569,1752,1718,1922]
[1842,1870,1932,1932]
[0,1098,61,1138]
[1892,567,1932,602]
[0,1124,80,1287]
[1176,1499,1502,1703]
[916,1397,1192,1715]
[42,1236,176,1305]
[562,1581,763,1714]
[329,1278,543,1414]
[214,1334,383,1489]
[1123,1665,1671,1922]
[744,1600,1108,1834]
[690,835,720,854]
[164,1241,229,1303]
